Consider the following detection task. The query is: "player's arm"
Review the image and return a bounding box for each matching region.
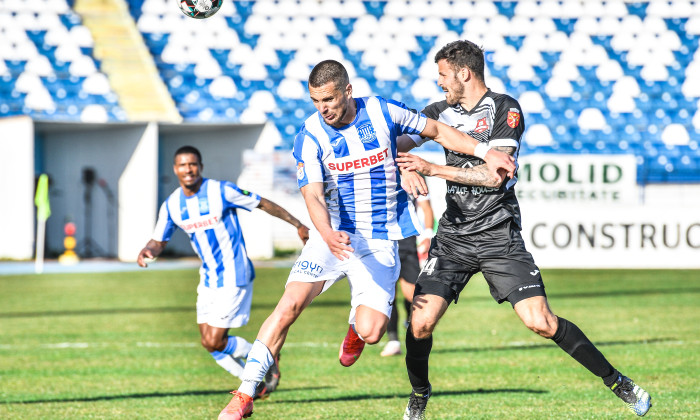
[415,197,434,258]
[397,146,516,187]
[419,118,515,179]
[300,182,354,260]
[257,197,310,244]
[137,239,167,268]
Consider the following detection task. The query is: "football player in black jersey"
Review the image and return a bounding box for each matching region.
[396,40,651,419]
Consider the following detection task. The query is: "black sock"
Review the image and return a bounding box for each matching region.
[405,325,432,394]
[403,298,412,323]
[387,300,399,341]
[552,317,619,386]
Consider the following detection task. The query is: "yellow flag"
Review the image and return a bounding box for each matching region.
[35,174,51,222]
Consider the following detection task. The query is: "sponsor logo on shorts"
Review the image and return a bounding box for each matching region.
[530,269,540,276]
[291,260,324,278]
[518,284,541,292]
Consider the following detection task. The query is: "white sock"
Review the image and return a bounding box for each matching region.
[228,336,253,359]
[211,352,245,378]
[238,339,274,397]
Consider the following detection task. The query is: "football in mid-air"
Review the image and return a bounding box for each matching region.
[177,0,222,19]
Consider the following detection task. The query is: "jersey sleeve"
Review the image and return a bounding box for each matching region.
[293,124,324,189]
[385,98,428,136]
[222,181,261,212]
[490,96,524,148]
[152,200,177,242]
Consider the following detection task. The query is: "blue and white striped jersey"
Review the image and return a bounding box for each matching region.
[293,96,426,240]
[152,178,261,288]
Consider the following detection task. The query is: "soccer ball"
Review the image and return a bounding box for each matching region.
[177,0,223,19]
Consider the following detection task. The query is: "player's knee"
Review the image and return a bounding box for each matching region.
[201,335,225,352]
[525,316,557,338]
[409,315,435,340]
[355,324,383,344]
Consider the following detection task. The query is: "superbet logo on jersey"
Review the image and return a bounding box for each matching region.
[327,147,389,173]
[507,108,520,128]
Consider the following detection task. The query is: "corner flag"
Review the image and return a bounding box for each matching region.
[35,174,51,274]
[35,174,51,221]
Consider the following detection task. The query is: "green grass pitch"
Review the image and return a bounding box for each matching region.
[1,267,698,419]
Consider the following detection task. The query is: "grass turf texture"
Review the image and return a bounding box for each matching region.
[0,268,698,419]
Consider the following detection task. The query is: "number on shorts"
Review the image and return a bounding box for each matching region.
[421,257,437,275]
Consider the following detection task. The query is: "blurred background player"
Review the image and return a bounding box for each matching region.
[397,40,652,419]
[381,188,434,357]
[217,60,516,420]
[137,145,309,398]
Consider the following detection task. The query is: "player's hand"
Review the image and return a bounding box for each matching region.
[137,248,155,268]
[416,237,431,264]
[297,225,310,244]
[397,152,434,176]
[483,149,515,180]
[398,165,428,198]
[322,230,354,260]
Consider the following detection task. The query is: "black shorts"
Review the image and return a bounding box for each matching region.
[414,219,545,307]
[398,236,420,285]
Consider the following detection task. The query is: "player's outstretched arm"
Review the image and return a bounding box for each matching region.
[300,183,353,260]
[257,197,310,244]
[419,119,516,179]
[397,149,513,188]
[137,239,167,267]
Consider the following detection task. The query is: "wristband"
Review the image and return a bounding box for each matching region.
[418,228,434,241]
[474,142,491,160]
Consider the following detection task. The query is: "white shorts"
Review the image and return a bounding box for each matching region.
[196,282,253,329]
[287,231,400,323]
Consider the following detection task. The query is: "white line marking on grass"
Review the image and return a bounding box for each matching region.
[284,342,332,348]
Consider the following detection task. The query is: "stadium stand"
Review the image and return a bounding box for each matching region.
[0,0,127,121]
[1,0,699,182]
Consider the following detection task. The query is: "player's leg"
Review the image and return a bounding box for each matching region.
[381,293,402,356]
[486,221,651,416]
[384,237,421,357]
[198,284,254,379]
[339,235,398,366]
[404,235,475,420]
[219,281,324,420]
[200,324,251,378]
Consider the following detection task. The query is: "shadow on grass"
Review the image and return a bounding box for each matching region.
[3,286,697,319]
[266,387,547,404]
[3,386,543,405]
[432,337,676,355]
[2,387,327,405]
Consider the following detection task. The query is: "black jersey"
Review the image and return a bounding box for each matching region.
[422,90,525,235]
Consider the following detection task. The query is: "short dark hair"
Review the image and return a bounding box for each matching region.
[174,145,202,164]
[308,60,349,90]
[434,40,485,83]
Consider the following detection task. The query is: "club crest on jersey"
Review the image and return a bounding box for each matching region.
[507,108,520,128]
[357,123,377,144]
[474,117,489,133]
[198,198,209,213]
[296,162,305,180]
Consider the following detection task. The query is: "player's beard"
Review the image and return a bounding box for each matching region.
[444,77,465,106]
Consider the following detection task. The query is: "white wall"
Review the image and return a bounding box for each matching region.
[0,116,34,259]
